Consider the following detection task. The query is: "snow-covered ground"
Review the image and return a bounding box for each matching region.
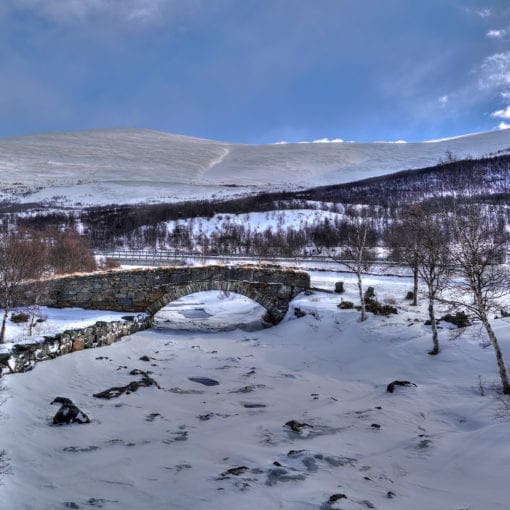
[1,274,510,509]
[1,127,510,205]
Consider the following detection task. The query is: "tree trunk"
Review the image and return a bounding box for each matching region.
[0,307,8,344]
[28,292,41,337]
[428,295,439,355]
[480,310,510,394]
[412,264,419,306]
[356,270,366,321]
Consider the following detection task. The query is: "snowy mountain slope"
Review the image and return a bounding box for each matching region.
[1,128,510,206]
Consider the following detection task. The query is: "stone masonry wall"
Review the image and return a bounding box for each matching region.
[0,313,152,376]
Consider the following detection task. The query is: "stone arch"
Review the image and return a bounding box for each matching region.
[145,280,286,324]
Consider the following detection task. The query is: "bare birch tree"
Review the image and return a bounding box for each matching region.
[449,206,510,393]
[0,232,44,343]
[416,215,452,355]
[387,205,424,306]
[25,231,50,336]
[337,215,376,321]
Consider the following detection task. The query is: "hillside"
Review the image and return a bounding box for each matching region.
[1,128,510,206]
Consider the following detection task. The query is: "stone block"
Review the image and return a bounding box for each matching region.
[72,339,84,351]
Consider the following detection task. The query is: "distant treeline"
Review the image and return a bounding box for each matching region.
[3,153,509,251]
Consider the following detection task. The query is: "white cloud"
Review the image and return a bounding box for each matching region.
[438,95,449,106]
[491,105,510,119]
[312,137,344,143]
[479,52,510,90]
[286,137,406,144]
[6,0,186,25]
[476,8,492,18]
[498,121,510,129]
[487,29,506,39]
[373,140,407,144]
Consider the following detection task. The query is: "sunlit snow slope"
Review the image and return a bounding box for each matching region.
[1,128,509,205]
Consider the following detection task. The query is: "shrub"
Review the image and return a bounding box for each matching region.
[49,229,97,274]
[10,313,29,323]
[440,311,470,328]
[365,298,398,316]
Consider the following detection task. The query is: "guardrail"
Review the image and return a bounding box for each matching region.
[94,249,401,268]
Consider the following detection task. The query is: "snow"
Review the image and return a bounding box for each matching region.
[1,274,510,509]
[1,127,510,205]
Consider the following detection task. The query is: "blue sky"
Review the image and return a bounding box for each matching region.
[1,0,510,143]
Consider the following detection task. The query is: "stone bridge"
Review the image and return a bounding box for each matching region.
[20,265,311,324]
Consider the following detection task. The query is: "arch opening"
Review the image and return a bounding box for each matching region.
[153,290,271,332]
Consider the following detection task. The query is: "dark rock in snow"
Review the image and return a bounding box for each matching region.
[364,286,376,299]
[130,368,153,376]
[386,380,417,393]
[188,377,219,386]
[139,355,151,362]
[87,498,117,507]
[63,445,99,453]
[51,397,90,425]
[418,439,432,449]
[371,423,381,429]
[284,420,313,432]
[329,494,347,503]
[265,467,307,486]
[230,385,256,393]
[64,503,80,509]
[334,281,345,293]
[294,307,306,318]
[93,372,160,399]
[219,466,250,478]
[287,449,306,457]
[163,431,188,444]
[243,403,266,408]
